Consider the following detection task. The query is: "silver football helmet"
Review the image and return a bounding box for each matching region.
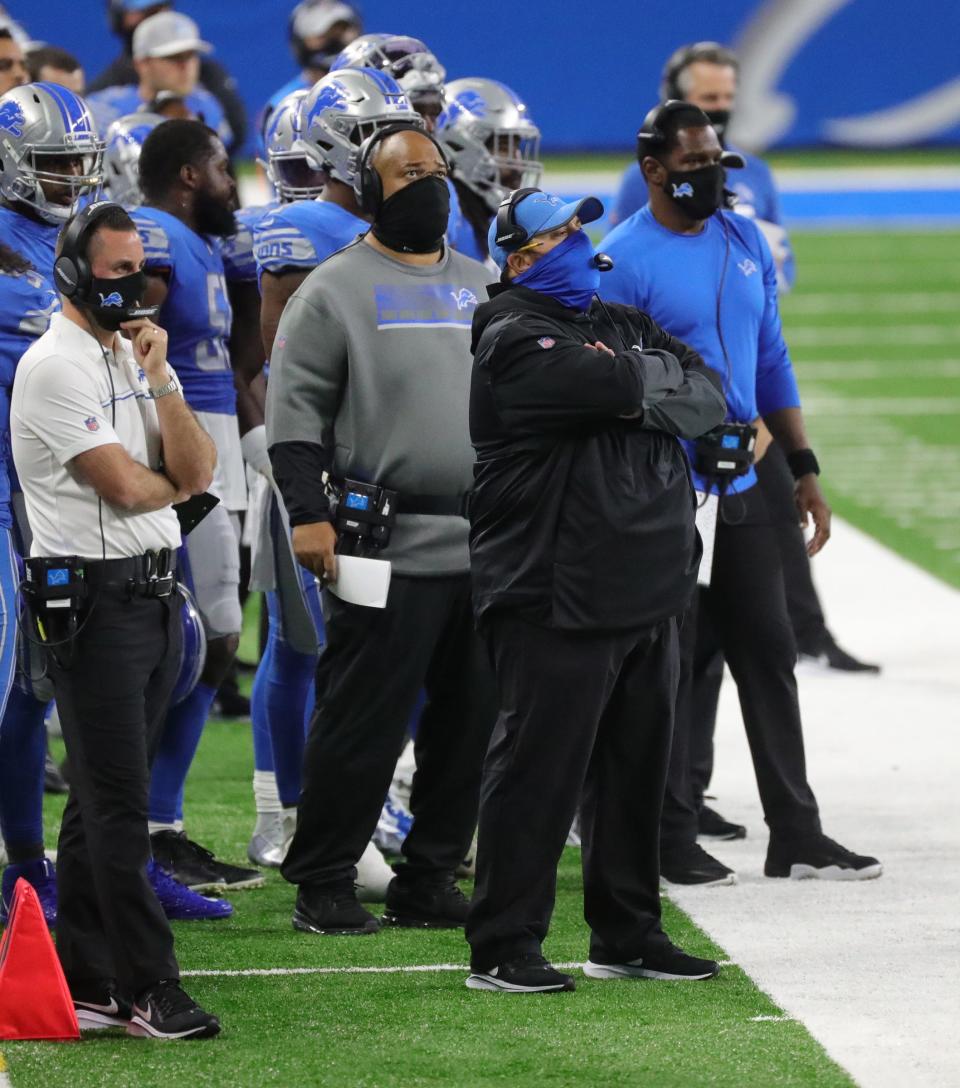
[0,82,104,223]
[103,112,165,208]
[295,67,421,188]
[260,88,325,202]
[437,78,542,214]
[330,34,446,118]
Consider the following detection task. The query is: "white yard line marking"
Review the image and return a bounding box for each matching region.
[796,360,960,380]
[750,1015,794,1023]
[788,325,960,346]
[784,291,960,315]
[0,1053,12,1088]
[802,396,960,414]
[182,960,734,978]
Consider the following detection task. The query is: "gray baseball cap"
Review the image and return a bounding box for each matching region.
[133,11,212,60]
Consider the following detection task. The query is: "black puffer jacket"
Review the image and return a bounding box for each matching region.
[469,283,726,631]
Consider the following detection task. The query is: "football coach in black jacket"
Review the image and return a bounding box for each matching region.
[463,189,727,995]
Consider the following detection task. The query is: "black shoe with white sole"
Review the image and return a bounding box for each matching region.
[127,980,220,1039]
[765,833,882,881]
[797,631,881,674]
[382,874,469,929]
[698,805,747,841]
[585,941,720,982]
[292,882,381,935]
[466,954,575,993]
[150,830,265,892]
[661,842,736,886]
[72,979,132,1030]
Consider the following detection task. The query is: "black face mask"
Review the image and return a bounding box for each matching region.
[372,175,450,255]
[665,163,726,221]
[195,189,238,239]
[704,109,732,144]
[296,37,350,73]
[84,271,158,331]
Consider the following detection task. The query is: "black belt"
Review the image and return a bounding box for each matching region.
[84,549,178,597]
[401,493,471,518]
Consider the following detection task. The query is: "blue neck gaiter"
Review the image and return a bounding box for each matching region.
[515,229,600,312]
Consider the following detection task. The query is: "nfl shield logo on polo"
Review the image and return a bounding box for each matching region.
[83,417,100,432]
[538,337,555,349]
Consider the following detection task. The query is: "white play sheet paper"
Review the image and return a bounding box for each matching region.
[327,555,392,608]
[695,491,719,587]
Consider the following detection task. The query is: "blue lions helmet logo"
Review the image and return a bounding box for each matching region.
[0,100,26,137]
[672,181,695,198]
[455,90,487,118]
[305,81,348,131]
[450,288,478,311]
[98,291,124,307]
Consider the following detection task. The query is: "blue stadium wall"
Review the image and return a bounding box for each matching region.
[20,0,960,154]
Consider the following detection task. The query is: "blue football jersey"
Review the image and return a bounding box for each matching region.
[0,207,60,525]
[87,84,233,150]
[131,206,235,414]
[222,203,277,284]
[253,199,364,278]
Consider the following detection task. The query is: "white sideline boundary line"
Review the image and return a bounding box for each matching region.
[181,960,734,978]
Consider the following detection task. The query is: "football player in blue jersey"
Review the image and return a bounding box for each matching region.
[131,119,264,894]
[260,0,362,144]
[330,35,468,247]
[246,70,418,893]
[0,81,104,924]
[87,11,234,153]
[437,77,543,264]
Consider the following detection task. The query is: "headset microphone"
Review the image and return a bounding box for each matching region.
[593,253,614,272]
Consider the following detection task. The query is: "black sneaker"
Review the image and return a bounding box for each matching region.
[661,842,736,886]
[466,953,575,993]
[292,882,381,935]
[151,830,265,892]
[585,941,719,981]
[698,805,747,841]
[797,632,881,674]
[382,873,470,928]
[765,833,882,881]
[72,979,132,1030]
[128,979,220,1039]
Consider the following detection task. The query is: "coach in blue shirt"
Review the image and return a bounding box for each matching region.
[601,101,881,887]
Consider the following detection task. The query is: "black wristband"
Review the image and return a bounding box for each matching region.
[786,448,820,479]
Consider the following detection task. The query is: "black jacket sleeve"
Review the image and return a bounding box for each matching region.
[476,313,684,436]
[268,440,333,526]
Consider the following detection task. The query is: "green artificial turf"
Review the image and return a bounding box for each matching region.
[2,721,853,1088]
[781,228,960,589]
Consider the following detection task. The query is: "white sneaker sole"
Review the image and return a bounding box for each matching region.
[126,1016,215,1039]
[75,1008,130,1030]
[661,871,737,888]
[465,974,572,993]
[583,960,718,981]
[788,862,883,881]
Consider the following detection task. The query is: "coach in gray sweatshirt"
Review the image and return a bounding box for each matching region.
[265,124,496,936]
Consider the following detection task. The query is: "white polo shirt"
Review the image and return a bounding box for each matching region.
[11,312,183,560]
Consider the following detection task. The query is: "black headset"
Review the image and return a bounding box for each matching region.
[660,41,739,102]
[493,186,542,249]
[636,99,710,158]
[355,123,449,215]
[53,200,122,301]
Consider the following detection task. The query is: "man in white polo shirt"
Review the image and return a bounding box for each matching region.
[10,201,220,1040]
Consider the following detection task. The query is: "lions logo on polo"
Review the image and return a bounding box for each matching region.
[450,288,478,312]
[0,100,26,137]
[737,258,758,277]
[672,181,695,199]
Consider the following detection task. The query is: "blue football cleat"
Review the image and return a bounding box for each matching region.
[373,789,414,856]
[1,858,58,927]
[147,860,233,921]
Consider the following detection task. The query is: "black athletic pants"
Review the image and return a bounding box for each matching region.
[661,482,822,850]
[467,613,679,970]
[43,575,182,995]
[282,574,496,890]
[688,443,828,809]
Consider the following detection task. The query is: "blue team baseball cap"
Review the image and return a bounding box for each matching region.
[488,189,604,271]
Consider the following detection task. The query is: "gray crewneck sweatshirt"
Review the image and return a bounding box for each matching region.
[265,239,491,576]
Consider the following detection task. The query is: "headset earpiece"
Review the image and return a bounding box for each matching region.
[355,122,448,216]
[493,186,541,249]
[53,200,123,303]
